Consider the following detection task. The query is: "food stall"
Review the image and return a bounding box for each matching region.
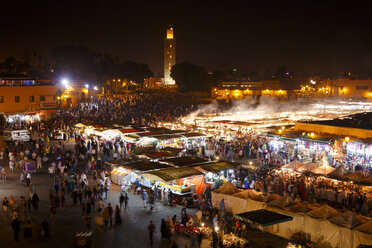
[194,161,239,189]
[109,160,172,185]
[153,134,184,148]
[121,133,140,144]
[223,233,249,247]
[185,224,213,238]
[100,129,123,141]
[346,141,372,168]
[139,167,204,195]
[263,131,336,164]
[181,133,208,149]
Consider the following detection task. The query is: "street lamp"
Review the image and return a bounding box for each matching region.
[61,79,69,88]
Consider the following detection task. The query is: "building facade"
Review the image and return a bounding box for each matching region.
[59,80,95,108]
[164,27,176,85]
[211,80,298,101]
[0,76,56,123]
[313,78,372,101]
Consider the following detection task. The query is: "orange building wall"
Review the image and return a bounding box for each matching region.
[0,85,56,113]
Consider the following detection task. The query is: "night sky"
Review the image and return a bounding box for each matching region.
[1,0,372,75]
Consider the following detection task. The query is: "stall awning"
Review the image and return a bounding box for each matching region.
[235,209,293,227]
[161,147,185,155]
[197,161,239,174]
[140,167,203,183]
[263,132,333,144]
[137,152,173,159]
[160,156,208,167]
[154,134,183,141]
[119,128,141,134]
[112,161,172,172]
[182,132,207,138]
[160,130,186,135]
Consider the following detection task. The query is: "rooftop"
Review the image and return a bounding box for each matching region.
[303,112,372,130]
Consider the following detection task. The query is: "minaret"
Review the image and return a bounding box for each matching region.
[164,27,176,85]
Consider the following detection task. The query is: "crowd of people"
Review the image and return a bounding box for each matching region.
[58,92,204,127]
[219,166,372,217]
[0,92,371,247]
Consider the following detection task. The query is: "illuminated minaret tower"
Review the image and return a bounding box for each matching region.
[164,26,176,85]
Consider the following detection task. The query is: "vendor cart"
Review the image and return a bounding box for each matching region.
[74,232,92,248]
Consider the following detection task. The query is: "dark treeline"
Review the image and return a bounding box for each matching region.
[0,45,154,87]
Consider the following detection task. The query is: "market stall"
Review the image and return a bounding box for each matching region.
[211,182,268,214]
[306,204,341,220]
[109,160,172,185]
[153,134,183,148]
[195,161,239,188]
[139,167,204,195]
[329,211,367,229]
[296,162,318,173]
[311,164,336,175]
[327,166,350,179]
[180,132,208,149]
[347,141,372,168]
[235,209,293,227]
[353,220,372,248]
[281,160,303,170]
[223,233,248,247]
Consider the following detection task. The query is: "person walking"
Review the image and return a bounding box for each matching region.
[166,216,173,243]
[119,193,124,209]
[114,205,122,226]
[101,206,109,229]
[24,217,32,238]
[26,172,32,186]
[148,220,156,246]
[50,205,56,224]
[160,219,167,240]
[41,220,50,238]
[36,155,42,169]
[31,192,40,211]
[124,193,128,210]
[142,190,148,208]
[9,160,14,173]
[61,193,65,208]
[11,218,21,242]
[108,203,113,228]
